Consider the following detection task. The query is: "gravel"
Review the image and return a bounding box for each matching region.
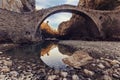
[0,41,120,80]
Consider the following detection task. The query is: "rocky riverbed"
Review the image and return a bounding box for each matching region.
[0,41,120,80]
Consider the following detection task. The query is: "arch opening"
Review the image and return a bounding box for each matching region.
[37,9,101,40]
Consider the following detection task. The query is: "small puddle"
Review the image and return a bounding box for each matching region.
[40,46,69,69]
[40,41,75,69]
[5,41,75,70]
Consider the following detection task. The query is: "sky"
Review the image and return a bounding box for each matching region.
[36,0,79,30]
[41,47,69,69]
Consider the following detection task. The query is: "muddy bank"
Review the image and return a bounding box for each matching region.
[0,43,19,52]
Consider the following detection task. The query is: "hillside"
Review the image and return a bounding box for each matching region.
[41,22,59,38]
[58,0,120,40]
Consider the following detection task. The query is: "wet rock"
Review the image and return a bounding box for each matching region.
[72,74,79,80]
[61,72,68,77]
[62,51,93,68]
[84,69,94,76]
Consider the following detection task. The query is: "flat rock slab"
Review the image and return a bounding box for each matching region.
[59,40,120,61]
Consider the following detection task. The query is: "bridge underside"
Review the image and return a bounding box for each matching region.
[40,14,101,40]
[35,5,120,41]
[0,4,120,43]
[36,8,101,40]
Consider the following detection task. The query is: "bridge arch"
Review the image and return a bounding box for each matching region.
[35,5,101,39]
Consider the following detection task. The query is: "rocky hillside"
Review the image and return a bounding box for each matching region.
[0,0,35,13]
[41,22,59,38]
[58,0,120,40]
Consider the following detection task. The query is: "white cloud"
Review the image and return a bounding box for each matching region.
[36,6,42,9]
[36,0,79,9]
[36,0,66,10]
[65,0,79,5]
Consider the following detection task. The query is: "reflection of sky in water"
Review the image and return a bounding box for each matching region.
[40,47,69,69]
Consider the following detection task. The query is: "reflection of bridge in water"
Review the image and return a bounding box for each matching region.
[40,42,57,56]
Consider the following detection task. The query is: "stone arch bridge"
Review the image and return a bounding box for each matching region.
[0,4,120,43]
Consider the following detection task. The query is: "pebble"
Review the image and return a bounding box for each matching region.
[0,61,2,64]
[10,71,19,77]
[72,74,79,80]
[0,75,5,79]
[111,60,120,65]
[48,75,57,80]
[113,64,119,68]
[63,78,67,80]
[92,64,96,66]
[98,63,105,69]
[102,75,112,80]
[61,72,68,77]
[54,70,60,74]
[31,63,36,67]
[6,58,10,60]
[104,61,111,67]
[0,52,3,54]
[112,74,120,79]
[1,66,10,72]
[84,69,94,76]
[2,57,6,59]
[3,60,12,66]
[17,66,22,69]
[19,74,25,80]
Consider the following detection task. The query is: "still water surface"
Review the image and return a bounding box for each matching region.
[6,41,75,70]
[40,41,69,69]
